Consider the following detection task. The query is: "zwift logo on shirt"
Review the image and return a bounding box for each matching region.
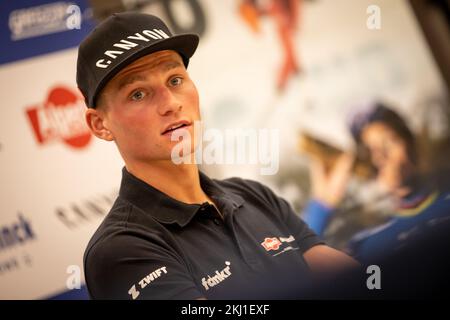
[128,266,168,300]
[201,261,232,291]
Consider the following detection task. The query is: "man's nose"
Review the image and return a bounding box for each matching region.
[156,86,181,116]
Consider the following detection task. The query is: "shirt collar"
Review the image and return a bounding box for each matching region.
[118,167,244,227]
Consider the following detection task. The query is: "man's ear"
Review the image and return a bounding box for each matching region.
[85,108,114,141]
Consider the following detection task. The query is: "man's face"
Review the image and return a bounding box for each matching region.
[361,122,413,194]
[97,50,200,164]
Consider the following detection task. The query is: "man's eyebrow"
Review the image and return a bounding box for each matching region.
[163,61,183,71]
[116,61,183,91]
[117,74,147,91]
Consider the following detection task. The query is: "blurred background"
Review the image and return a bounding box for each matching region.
[0,0,449,299]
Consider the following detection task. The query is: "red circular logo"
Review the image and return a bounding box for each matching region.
[27,86,91,149]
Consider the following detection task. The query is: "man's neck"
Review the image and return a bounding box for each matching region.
[125,160,211,204]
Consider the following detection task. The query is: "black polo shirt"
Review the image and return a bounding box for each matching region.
[84,168,324,300]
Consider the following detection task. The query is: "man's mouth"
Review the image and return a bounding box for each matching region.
[161,120,191,135]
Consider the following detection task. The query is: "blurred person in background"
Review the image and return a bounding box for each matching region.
[303,101,450,264]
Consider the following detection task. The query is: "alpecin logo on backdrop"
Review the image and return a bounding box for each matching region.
[25,86,91,149]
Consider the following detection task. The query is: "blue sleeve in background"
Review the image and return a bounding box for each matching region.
[302,200,335,236]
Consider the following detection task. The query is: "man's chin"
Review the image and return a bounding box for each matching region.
[168,146,198,165]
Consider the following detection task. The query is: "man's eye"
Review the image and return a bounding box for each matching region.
[169,77,182,86]
[130,90,146,101]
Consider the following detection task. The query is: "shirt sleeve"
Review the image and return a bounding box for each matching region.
[274,194,326,253]
[84,232,203,300]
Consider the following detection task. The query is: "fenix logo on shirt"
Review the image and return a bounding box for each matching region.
[128,266,167,300]
[261,235,299,257]
[201,261,232,291]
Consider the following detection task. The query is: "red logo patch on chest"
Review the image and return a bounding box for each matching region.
[261,237,282,251]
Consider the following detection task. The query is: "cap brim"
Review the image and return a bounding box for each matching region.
[91,33,199,108]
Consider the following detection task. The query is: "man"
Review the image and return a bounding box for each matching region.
[77,12,357,300]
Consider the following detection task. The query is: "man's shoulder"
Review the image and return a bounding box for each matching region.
[83,197,153,262]
[209,175,296,221]
[214,176,276,199]
[84,197,130,256]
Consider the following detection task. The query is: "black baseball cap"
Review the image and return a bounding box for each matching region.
[76,12,199,108]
